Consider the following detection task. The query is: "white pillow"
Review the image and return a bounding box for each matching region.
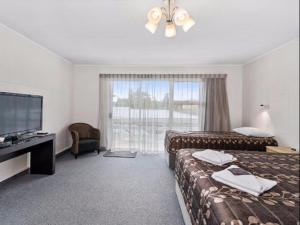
[233,127,274,137]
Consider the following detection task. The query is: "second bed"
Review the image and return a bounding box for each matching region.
[165,130,278,169]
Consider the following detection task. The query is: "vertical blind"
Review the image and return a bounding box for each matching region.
[99,74,230,154]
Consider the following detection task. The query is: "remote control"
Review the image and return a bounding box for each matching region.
[36,132,48,135]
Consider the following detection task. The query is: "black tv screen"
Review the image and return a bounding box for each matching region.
[0,92,43,136]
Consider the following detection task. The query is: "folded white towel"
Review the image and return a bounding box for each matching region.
[192,150,237,166]
[211,165,277,196]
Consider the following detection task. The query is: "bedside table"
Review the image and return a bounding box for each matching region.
[266,146,298,154]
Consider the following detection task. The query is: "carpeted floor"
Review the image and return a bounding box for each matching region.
[0,152,184,225]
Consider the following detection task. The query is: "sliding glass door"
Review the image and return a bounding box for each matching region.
[110,78,205,153]
[171,81,205,131]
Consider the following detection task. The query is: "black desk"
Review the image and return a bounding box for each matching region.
[0,134,56,175]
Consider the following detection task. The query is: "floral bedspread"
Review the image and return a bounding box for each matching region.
[165,130,278,155]
[175,149,299,225]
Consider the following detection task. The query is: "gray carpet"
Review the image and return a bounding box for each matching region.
[0,152,184,225]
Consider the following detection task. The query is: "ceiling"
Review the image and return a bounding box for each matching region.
[0,0,298,65]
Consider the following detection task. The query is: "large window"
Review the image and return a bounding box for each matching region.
[110,79,206,153]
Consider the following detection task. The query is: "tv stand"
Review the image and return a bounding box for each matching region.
[0,134,56,175]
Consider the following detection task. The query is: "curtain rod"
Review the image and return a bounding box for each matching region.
[99,74,227,79]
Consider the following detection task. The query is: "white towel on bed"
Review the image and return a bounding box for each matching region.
[192,150,237,166]
[211,165,277,196]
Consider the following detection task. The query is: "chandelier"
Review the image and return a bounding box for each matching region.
[145,0,196,38]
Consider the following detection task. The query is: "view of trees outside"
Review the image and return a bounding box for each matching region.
[111,80,205,152]
[114,91,170,109]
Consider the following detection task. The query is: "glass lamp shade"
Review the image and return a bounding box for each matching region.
[173,8,189,26]
[165,22,176,38]
[147,7,162,24]
[145,21,158,34]
[182,17,196,32]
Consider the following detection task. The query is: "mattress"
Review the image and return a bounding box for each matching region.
[175,149,299,225]
[165,130,278,169]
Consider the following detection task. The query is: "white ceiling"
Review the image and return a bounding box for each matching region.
[0,0,299,65]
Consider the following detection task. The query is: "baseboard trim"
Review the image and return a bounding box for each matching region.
[0,168,30,187]
[56,147,71,158]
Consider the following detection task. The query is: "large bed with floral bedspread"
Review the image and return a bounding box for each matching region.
[175,148,299,225]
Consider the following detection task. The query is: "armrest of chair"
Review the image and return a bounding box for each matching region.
[70,130,80,154]
[70,130,80,142]
[90,128,100,141]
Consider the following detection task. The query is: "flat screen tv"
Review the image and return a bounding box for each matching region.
[0,92,43,136]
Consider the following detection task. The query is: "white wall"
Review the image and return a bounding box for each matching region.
[72,65,243,129]
[243,39,299,150]
[0,24,73,182]
[3,20,297,183]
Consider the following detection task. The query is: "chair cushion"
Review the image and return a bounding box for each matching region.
[79,139,99,153]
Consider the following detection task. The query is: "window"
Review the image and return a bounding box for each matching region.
[110,79,205,153]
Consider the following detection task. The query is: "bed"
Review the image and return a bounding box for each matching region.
[165,130,278,169]
[175,149,299,225]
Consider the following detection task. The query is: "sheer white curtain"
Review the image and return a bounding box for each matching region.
[98,74,224,154]
[98,77,113,149]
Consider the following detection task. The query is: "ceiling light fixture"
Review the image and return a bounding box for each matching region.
[145,0,195,38]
